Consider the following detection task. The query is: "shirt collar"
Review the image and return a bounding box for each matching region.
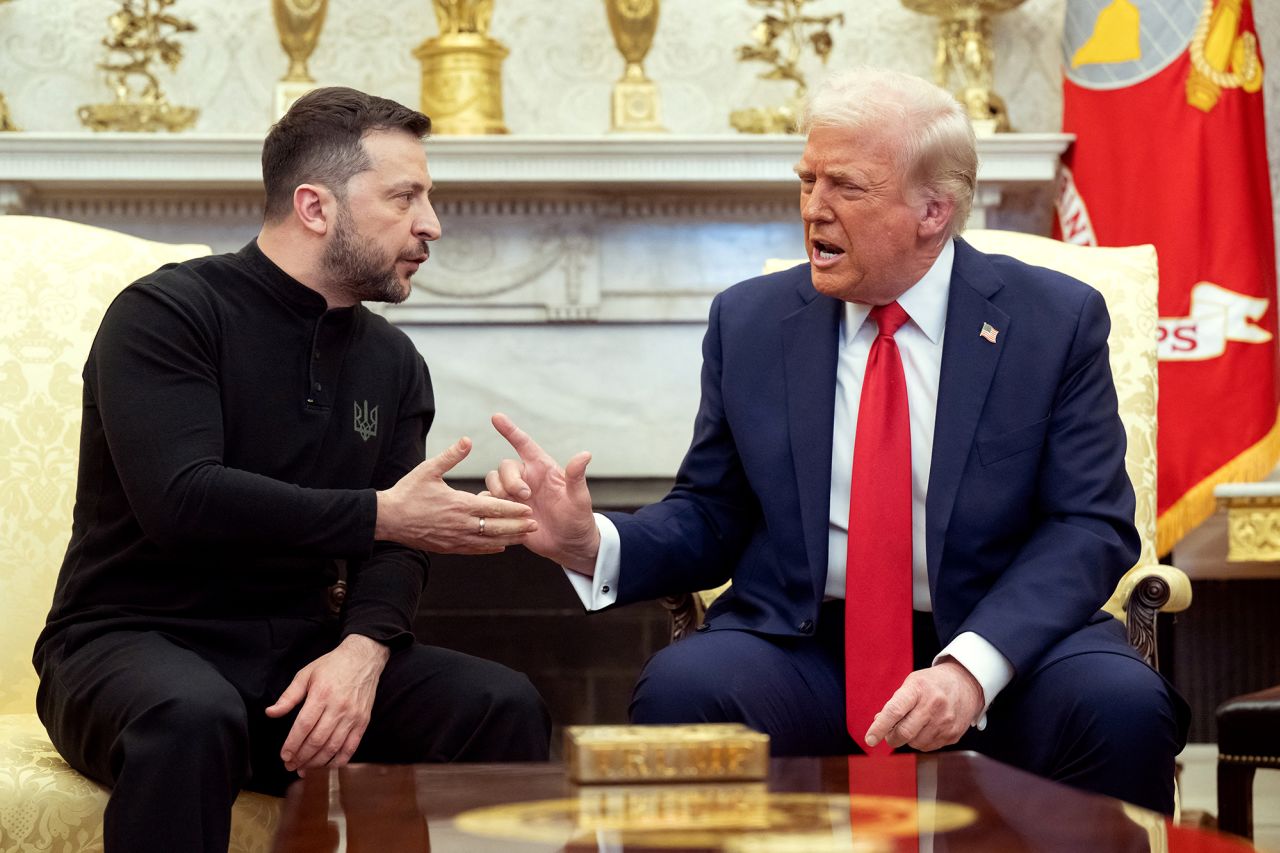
[238,239,334,318]
[841,238,954,346]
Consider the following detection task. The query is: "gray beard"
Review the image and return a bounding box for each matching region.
[322,209,409,305]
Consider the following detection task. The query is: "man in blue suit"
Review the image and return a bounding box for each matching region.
[485,67,1187,814]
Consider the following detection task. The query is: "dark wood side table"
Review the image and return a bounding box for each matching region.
[272,751,1259,852]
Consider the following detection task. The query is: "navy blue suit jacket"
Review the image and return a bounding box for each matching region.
[607,237,1144,681]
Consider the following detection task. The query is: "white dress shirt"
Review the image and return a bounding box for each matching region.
[567,240,1014,727]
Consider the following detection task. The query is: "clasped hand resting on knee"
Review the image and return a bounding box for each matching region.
[266,633,391,775]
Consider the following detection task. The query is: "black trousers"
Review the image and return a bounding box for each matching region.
[36,616,551,853]
[631,602,1186,815]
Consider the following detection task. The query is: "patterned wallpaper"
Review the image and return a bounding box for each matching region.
[0,0,1276,241]
[0,0,1058,134]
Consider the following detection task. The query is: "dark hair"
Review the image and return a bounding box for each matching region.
[261,87,432,222]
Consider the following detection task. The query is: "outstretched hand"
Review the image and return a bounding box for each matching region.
[485,413,600,573]
[376,436,537,555]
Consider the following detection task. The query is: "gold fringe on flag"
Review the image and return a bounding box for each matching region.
[1156,405,1280,556]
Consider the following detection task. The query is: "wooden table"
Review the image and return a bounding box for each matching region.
[272,751,1257,852]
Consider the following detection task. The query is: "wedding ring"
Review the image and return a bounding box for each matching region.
[478,517,486,536]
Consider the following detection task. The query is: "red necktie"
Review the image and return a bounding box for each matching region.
[846,301,913,754]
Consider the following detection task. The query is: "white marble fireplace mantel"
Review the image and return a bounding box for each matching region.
[0,132,1069,192]
[0,132,1071,478]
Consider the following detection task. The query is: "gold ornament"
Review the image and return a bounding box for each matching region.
[901,0,1026,134]
[454,792,976,848]
[77,0,199,132]
[1186,0,1262,113]
[730,0,844,135]
[0,0,18,131]
[0,94,16,132]
[414,1,509,134]
[605,0,665,132]
[1219,491,1280,562]
[272,0,328,119]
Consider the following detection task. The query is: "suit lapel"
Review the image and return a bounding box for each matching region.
[926,240,1009,588]
[781,271,841,600]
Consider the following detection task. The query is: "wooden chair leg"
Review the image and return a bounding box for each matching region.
[1216,760,1256,840]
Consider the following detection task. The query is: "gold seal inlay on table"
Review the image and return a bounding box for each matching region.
[271,0,329,119]
[564,723,769,784]
[414,1,509,135]
[901,0,1025,134]
[78,0,200,132]
[454,791,977,848]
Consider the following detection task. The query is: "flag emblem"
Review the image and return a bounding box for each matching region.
[980,323,999,344]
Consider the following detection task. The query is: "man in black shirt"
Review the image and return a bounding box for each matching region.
[33,87,549,853]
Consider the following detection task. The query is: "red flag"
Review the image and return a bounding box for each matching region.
[1058,0,1279,554]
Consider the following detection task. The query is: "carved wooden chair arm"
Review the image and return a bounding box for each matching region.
[662,581,732,642]
[1103,563,1193,669]
[660,593,705,643]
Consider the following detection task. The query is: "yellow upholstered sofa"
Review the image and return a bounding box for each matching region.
[664,230,1191,667]
[0,216,281,852]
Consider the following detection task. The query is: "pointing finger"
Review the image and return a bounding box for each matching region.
[491,413,547,464]
[864,685,915,748]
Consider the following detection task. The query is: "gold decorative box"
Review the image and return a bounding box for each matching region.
[564,723,769,784]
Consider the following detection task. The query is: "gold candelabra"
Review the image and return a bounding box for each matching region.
[901,0,1026,134]
[730,0,843,135]
[272,0,328,119]
[604,0,665,132]
[78,0,199,132]
[413,1,509,134]
[0,0,15,131]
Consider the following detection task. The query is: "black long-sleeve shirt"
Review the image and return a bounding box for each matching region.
[35,241,434,665]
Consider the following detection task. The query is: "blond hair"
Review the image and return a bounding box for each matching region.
[801,68,977,238]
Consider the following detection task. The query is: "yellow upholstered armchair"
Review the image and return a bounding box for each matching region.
[663,229,1192,669]
[0,216,280,852]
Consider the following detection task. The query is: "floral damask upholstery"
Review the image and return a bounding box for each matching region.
[668,231,1191,661]
[0,216,280,852]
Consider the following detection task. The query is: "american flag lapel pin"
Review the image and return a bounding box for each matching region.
[980,322,999,344]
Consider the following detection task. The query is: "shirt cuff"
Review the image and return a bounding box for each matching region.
[933,631,1014,731]
[563,513,620,611]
